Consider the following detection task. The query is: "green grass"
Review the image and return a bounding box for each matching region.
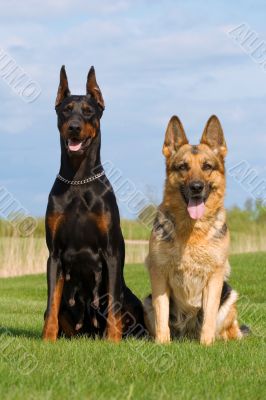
[0,253,266,400]
[121,219,150,240]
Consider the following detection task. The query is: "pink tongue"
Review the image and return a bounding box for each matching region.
[68,139,82,152]
[187,199,205,220]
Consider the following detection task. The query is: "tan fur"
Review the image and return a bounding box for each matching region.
[88,212,111,234]
[106,294,122,342]
[144,115,242,345]
[61,114,97,142]
[47,213,65,240]
[42,275,65,341]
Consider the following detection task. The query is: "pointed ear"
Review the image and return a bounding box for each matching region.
[162,116,188,157]
[55,65,71,108]
[86,66,105,111]
[200,115,227,158]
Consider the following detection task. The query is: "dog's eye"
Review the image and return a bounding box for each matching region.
[83,107,92,116]
[174,163,189,172]
[202,163,213,171]
[63,105,73,114]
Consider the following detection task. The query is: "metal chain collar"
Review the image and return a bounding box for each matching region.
[56,170,105,185]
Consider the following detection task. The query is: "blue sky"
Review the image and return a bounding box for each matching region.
[1,0,266,218]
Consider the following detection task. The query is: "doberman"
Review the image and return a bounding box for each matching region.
[42,66,145,342]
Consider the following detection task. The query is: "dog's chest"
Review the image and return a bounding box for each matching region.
[54,194,110,241]
[169,245,212,309]
[153,240,218,310]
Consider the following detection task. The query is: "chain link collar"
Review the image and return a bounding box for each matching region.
[56,170,105,185]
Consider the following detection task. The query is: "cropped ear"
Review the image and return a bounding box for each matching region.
[55,65,71,108]
[200,115,227,158]
[162,116,188,157]
[86,66,105,111]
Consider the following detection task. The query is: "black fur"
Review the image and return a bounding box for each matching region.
[43,66,145,340]
[219,281,232,307]
[153,210,175,241]
[213,223,228,239]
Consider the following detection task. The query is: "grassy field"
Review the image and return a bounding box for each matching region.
[0,253,266,400]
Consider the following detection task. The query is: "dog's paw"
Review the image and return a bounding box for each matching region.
[155,331,171,344]
[200,332,215,346]
[42,320,59,342]
[107,332,122,343]
[42,329,58,342]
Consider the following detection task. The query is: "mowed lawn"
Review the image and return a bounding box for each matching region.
[0,253,266,400]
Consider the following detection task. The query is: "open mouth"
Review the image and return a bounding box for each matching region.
[67,138,83,152]
[187,197,205,220]
[66,137,92,153]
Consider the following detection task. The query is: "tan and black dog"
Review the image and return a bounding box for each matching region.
[42,66,145,342]
[144,115,247,345]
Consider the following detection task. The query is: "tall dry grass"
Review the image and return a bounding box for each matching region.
[1,234,266,277]
[0,237,48,277]
[0,237,149,277]
[230,232,266,254]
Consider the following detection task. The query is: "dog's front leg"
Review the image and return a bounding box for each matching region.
[151,270,170,344]
[42,255,64,342]
[106,255,122,342]
[200,269,224,346]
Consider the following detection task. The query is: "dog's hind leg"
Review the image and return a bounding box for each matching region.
[216,283,243,340]
[58,311,76,338]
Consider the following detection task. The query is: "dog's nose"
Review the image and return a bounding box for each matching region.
[189,181,204,194]
[68,122,81,134]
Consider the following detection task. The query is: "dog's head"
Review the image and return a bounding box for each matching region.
[55,66,105,157]
[163,115,227,220]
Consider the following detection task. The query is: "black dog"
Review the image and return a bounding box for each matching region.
[42,66,145,341]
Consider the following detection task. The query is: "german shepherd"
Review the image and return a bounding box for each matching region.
[144,115,246,345]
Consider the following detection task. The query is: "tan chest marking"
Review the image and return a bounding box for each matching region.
[47,213,65,240]
[88,212,111,234]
